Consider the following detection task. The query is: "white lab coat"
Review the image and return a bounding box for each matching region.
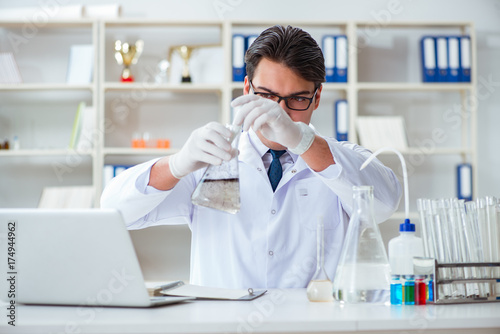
[101,130,401,289]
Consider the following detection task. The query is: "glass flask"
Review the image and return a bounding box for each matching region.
[307,217,333,302]
[332,186,391,304]
[191,124,242,214]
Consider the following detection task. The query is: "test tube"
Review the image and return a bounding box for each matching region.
[403,275,415,305]
[485,197,499,278]
[415,275,427,305]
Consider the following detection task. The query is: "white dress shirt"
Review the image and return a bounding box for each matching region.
[101,129,401,289]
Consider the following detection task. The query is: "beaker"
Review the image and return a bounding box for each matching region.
[191,124,241,214]
[306,216,333,302]
[332,186,391,304]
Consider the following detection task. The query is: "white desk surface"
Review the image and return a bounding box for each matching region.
[2,289,500,334]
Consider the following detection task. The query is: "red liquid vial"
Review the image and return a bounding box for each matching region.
[415,275,427,305]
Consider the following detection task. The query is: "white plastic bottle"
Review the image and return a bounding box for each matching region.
[388,219,424,275]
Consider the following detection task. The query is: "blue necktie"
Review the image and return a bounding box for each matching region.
[268,150,286,192]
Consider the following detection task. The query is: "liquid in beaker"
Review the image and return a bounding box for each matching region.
[191,124,241,214]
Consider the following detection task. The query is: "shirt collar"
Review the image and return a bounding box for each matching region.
[247,129,298,163]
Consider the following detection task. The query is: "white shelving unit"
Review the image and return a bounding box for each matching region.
[0,19,477,216]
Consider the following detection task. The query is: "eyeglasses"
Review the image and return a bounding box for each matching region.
[249,81,318,111]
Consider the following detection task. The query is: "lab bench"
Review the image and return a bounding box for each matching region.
[2,289,499,334]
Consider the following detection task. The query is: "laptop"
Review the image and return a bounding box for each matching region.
[0,208,194,307]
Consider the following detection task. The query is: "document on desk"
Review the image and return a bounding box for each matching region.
[154,281,267,301]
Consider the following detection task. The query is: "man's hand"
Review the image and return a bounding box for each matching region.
[169,122,236,179]
[231,95,315,155]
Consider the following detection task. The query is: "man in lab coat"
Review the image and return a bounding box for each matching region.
[101,25,402,289]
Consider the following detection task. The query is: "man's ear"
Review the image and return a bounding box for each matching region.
[243,76,250,95]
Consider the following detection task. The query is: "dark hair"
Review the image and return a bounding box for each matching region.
[245,25,325,89]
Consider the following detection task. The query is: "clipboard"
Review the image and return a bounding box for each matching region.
[153,281,267,301]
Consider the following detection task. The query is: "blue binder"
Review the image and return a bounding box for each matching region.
[232,34,246,82]
[246,35,258,50]
[447,36,460,82]
[457,163,473,201]
[420,36,437,82]
[322,35,336,82]
[436,36,449,82]
[334,100,349,141]
[335,35,348,82]
[460,35,471,82]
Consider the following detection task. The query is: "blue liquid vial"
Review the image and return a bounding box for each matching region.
[390,275,402,305]
[427,274,434,302]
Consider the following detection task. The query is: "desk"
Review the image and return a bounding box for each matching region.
[2,289,500,334]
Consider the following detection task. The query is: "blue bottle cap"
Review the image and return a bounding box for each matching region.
[399,218,415,232]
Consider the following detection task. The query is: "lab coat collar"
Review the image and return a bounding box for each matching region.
[239,129,309,176]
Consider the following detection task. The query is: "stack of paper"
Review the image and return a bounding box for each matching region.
[38,186,94,209]
[0,53,23,84]
[356,116,409,151]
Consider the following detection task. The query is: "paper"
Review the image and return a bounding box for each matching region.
[66,45,94,84]
[156,281,266,300]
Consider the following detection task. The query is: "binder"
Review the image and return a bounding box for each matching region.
[436,37,449,82]
[460,36,471,82]
[335,35,348,82]
[447,36,460,82]
[457,163,472,201]
[420,36,437,82]
[322,35,335,82]
[232,34,246,82]
[335,100,348,141]
[246,34,258,50]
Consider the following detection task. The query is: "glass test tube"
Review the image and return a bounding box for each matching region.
[390,275,402,305]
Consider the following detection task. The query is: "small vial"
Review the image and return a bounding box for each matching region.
[427,274,434,303]
[403,275,415,305]
[415,275,427,305]
[390,275,402,305]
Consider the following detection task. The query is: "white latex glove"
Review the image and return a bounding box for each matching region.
[169,122,236,179]
[231,94,315,155]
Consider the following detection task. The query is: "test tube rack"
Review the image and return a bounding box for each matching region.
[433,260,500,304]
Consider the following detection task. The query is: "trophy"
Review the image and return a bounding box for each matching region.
[167,44,220,83]
[170,45,195,83]
[114,39,144,82]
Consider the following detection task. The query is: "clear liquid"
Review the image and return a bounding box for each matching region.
[333,263,391,304]
[307,280,333,302]
[191,178,240,214]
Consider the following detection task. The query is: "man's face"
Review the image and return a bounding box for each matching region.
[243,58,322,149]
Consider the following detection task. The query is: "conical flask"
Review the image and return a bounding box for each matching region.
[307,216,333,302]
[332,186,391,303]
[191,124,241,214]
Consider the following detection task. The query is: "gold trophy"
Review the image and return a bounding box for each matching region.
[170,45,195,83]
[167,44,221,83]
[114,40,144,82]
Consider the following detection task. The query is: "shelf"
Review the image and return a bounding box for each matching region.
[355,21,473,29]
[103,82,222,93]
[0,19,96,28]
[103,19,223,27]
[103,147,179,156]
[0,149,93,157]
[374,147,473,155]
[0,84,94,91]
[356,82,473,91]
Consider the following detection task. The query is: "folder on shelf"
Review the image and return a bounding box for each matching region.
[232,34,246,82]
[420,36,437,82]
[76,105,96,151]
[436,37,449,82]
[335,35,348,82]
[460,36,471,82]
[457,163,473,201]
[69,102,86,149]
[322,35,336,82]
[66,44,94,84]
[356,116,408,151]
[246,34,258,50]
[447,36,460,82]
[0,52,23,84]
[334,99,348,141]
